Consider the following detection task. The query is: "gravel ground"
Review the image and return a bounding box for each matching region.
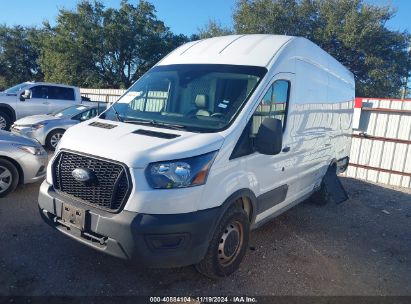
[0,176,410,296]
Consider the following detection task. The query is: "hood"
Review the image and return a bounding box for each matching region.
[0,130,40,146]
[58,119,225,168]
[14,114,60,125]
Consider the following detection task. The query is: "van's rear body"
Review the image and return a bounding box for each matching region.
[38,35,354,277]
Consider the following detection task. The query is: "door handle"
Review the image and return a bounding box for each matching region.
[282,146,290,153]
[42,101,50,105]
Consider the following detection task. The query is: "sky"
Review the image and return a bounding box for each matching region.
[0,0,410,36]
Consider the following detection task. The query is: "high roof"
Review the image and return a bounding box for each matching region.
[157,34,294,67]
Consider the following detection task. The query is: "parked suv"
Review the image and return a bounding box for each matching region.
[0,82,82,130]
[0,130,47,197]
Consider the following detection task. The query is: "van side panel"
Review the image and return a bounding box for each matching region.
[254,38,354,224]
[326,60,355,163]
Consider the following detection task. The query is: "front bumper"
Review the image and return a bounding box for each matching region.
[18,152,48,183]
[38,181,221,268]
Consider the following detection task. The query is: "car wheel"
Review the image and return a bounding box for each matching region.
[46,129,65,151]
[0,111,12,130]
[0,159,19,198]
[195,204,250,279]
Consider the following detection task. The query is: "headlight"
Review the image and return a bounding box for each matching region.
[31,123,47,130]
[15,145,46,156]
[146,151,217,189]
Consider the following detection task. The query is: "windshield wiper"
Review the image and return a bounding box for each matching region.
[123,119,186,131]
[110,104,123,122]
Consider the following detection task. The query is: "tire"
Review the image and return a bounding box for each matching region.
[195,204,250,279]
[0,158,19,198]
[0,110,12,131]
[45,129,65,151]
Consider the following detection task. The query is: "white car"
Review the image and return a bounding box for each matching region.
[38,35,354,278]
[0,82,82,130]
[0,131,48,197]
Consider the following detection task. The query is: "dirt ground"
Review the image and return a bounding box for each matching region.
[0,177,410,296]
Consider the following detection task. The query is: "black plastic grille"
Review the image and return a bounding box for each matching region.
[88,121,118,129]
[53,152,131,211]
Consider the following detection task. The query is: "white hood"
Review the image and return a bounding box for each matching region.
[14,114,59,125]
[58,119,225,168]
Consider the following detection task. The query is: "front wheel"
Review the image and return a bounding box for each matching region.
[0,158,19,198]
[46,129,65,151]
[0,111,12,130]
[195,204,250,279]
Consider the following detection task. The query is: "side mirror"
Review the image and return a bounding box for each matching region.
[254,117,283,155]
[20,89,31,101]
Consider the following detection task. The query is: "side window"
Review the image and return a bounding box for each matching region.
[47,86,75,100]
[251,80,290,135]
[130,79,170,113]
[230,80,290,160]
[74,108,97,121]
[30,86,48,99]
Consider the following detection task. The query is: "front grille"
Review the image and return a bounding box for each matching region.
[53,151,131,212]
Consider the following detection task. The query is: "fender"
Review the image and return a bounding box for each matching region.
[0,103,17,121]
[202,188,258,247]
[216,188,258,226]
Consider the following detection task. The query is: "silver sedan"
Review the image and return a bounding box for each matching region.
[11,104,106,150]
[0,130,48,197]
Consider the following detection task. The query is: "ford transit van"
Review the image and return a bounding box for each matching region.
[38,35,354,278]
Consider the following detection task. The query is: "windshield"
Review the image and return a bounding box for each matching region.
[4,83,30,94]
[100,64,267,132]
[53,105,89,117]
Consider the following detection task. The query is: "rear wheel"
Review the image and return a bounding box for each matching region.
[46,129,65,150]
[0,159,19,197]
[195,204,250,279]
[0,111,12,130]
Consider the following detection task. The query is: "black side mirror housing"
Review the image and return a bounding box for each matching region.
[254,117,283,155]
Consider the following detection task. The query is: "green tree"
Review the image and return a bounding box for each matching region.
[39,0,189,89]
[200,0,411,98]
[198,20,234,39]
[0,25,43,89]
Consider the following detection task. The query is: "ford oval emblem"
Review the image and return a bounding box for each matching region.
[72,168,95,183]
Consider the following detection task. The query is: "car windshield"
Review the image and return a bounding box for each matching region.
[4,83,30,94]
[100,64,267,132]
[53,105,89,117]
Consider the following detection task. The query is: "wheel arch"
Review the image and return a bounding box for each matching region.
[47,127,67,135]
[0,104,17,122]
[218,188,258,226]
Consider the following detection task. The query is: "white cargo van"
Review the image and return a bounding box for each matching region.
[38,35,354,278]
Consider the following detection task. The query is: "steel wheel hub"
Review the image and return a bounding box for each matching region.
[218,220,243,266]
[0,166,12,194]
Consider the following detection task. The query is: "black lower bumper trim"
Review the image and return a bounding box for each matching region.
[38,182,220,268]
